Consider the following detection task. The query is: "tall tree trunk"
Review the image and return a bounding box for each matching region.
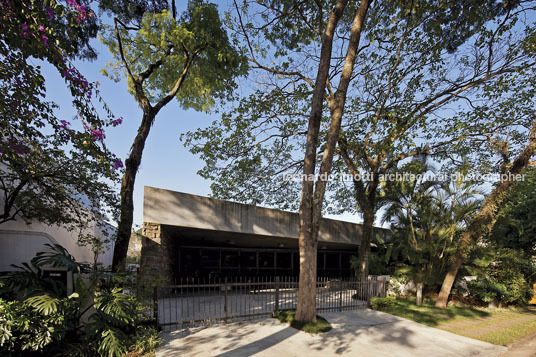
[295,0,371,323]
[358,207,375,280]
[112,110,156,272]
[435,119,536,308]
[295,0,348,323]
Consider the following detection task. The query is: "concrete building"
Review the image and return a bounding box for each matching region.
[141,186,388,282]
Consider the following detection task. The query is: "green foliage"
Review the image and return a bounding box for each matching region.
[273,310,332,333]
[490,167,536,256]
[183,0,536,220]
[0,294,79,354]
[466,249,534,306]
[0,245,160,357]
[0,0,120,233]
[370,296,396,310]
[467,279,507,303]
[100,1,247,111]
[129,326,162,355]
[377,160,482,291]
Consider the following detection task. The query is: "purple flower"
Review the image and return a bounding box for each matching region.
[41,34,48,47]
[38,25,44,32]
[66,0,78,6]
[46,6,54,20]
[111,117,123,127]
[75,4,87,22]
[90,129,103,141]
[7,138,27,155]
[59,120,70,129]
[21,22,28,31]
[113,159,124,170]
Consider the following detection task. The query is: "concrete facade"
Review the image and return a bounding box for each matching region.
[141,186,388,282]
[143,186,387,246]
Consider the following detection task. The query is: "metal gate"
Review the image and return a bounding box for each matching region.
[154,276,387,331]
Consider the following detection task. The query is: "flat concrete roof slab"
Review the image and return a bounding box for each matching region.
[156,309,506,357]
[144,186,389,246]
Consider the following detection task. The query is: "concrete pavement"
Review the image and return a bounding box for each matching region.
[156,309,506,356]
[501,333,536,357]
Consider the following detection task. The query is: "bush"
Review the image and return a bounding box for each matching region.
[370,296,397,310]
[0,244,161,357]
[370,296,396,310]
[129,326,162,355]
[466,249,534,306]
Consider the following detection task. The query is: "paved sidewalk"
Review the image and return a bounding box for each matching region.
[156,309,506,356]
[501,333,536,357]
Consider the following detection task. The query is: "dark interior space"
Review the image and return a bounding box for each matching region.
[176,245,356,278]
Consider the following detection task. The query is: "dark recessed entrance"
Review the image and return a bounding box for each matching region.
[176,245,355,279]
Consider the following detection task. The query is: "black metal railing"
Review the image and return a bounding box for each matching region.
[154,276,387,331]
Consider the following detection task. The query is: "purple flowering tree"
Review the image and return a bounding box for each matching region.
[0,0,121,250]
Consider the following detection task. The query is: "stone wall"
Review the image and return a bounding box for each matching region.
[140,222,176,283]
[127,232,142,261]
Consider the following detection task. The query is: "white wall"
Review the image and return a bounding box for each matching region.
[0,218,114,272]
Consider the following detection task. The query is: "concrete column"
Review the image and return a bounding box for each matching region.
[140,222,175,283]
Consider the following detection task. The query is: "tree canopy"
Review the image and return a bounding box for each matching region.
[0,0,120,243]
[100,0,247,271]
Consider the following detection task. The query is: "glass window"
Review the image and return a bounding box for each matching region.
[200,248,220,268]
[221,250,239,268]
[341,253,354,269]
[259,252,274,268]
[240,251,257,268]
[325,253,340,269]
[276,252,292,269]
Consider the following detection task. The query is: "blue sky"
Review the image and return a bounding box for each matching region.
[40,14,363,229]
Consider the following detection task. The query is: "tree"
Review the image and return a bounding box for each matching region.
[100,0,247,272]
[489,166,536,255]
[0,0,120,244]
[186,2,531,277]
[381,160,482,305]
[183,0,536,320]
[292,0,371,323]
[331,0,535,280]
[435,113,536,308]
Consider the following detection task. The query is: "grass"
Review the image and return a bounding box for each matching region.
[376,297,536,345]
[273,310,332,333]
[377,297,491,326]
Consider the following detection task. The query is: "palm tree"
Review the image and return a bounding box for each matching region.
[381,159,482,306]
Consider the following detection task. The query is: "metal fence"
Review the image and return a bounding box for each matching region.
[154,276,387,331]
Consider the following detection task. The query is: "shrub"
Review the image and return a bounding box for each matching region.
[466,249,534,306]
[129,326,162,355]
[370,296,396,310]
[0,244,160,357]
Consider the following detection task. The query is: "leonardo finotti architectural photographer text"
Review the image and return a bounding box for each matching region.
[282,172,525,183]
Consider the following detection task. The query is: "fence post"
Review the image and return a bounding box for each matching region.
[153,286,159,329]
[339,281,343,312]
[224,277,228,324]
[274,276,280,313]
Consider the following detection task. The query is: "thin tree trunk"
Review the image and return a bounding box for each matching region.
[112,110,156,272]
[295,0,349,323]
[435,118,536,308]
[416,282,423,306]
[296,0,371,323]
[358,208,375,280]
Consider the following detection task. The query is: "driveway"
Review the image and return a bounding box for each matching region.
[156,309,506,356]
